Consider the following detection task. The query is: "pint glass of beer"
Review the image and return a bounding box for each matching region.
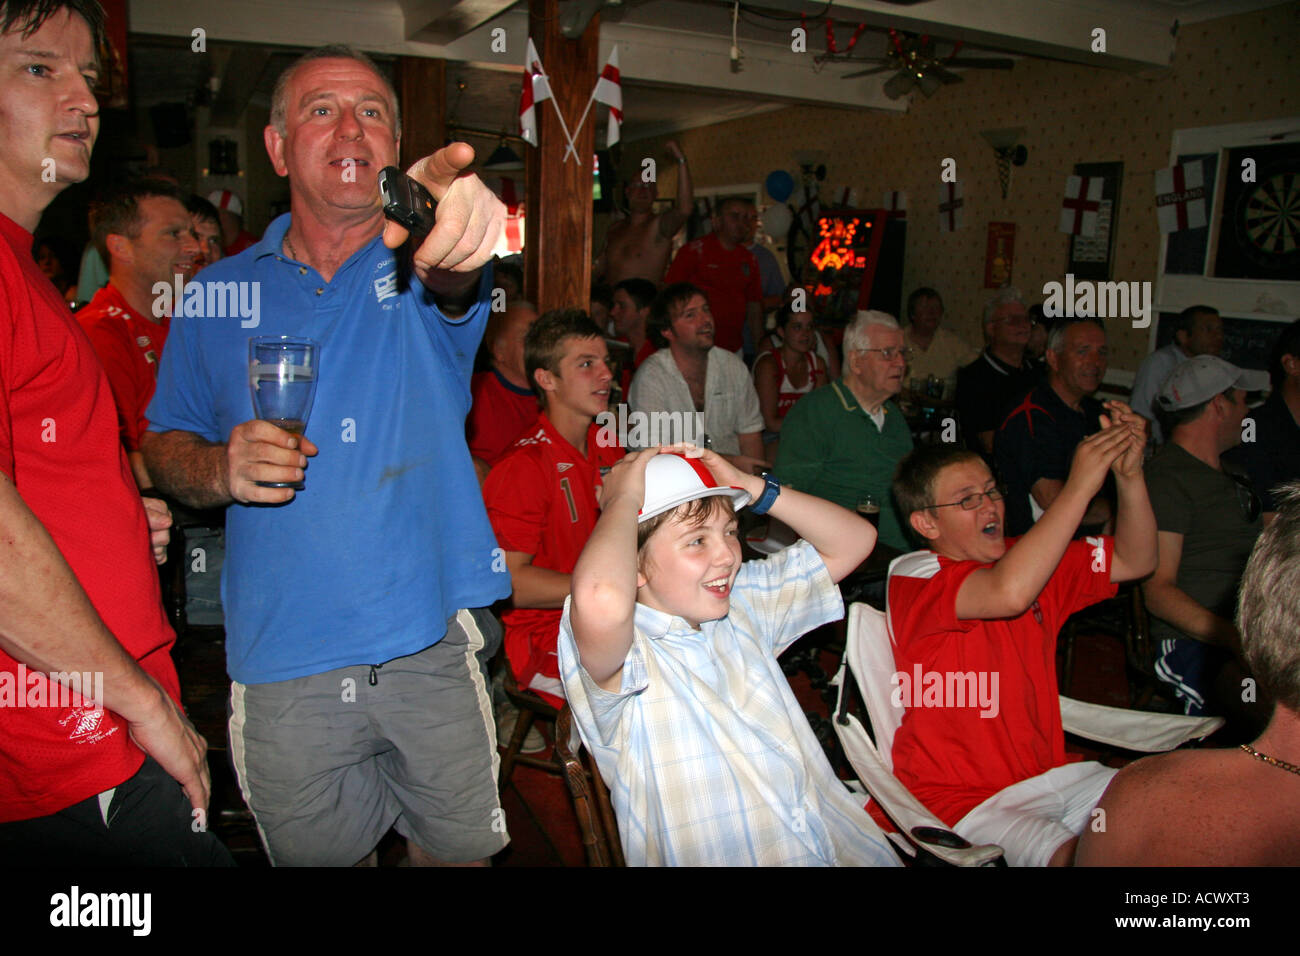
[856,494,880,529]
[249,336,318,489]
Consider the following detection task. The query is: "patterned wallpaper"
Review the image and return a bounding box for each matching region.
[632,3,1298,373]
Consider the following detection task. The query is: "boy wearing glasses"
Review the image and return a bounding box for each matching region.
[1143,356,1268,722]
[775,310,914,550]
[886,403,1155,866]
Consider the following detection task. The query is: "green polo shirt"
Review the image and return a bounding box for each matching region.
[773,380,914,550]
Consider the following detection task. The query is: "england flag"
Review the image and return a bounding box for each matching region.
[1154,161,1208,233]
[593,47,623,147]
[518,38,553,147]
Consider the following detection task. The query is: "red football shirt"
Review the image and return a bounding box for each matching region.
[467,369,540,466]
[484,414,625,705]
[0,213,179,823]
[885,537,1116,825]
[664,233,762,353]
[76,283,170,452]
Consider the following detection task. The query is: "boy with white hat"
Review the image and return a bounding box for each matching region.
[1144,355,1270,721]
[557,446,899,866]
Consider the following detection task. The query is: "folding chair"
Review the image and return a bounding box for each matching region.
[832,601,1223,867]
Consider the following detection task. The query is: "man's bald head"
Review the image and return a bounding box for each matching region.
[486,301,539,385]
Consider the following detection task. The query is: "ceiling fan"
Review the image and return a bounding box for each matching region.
[841,29,1014,99]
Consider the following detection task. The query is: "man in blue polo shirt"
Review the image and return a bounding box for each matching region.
[142,45,511,866]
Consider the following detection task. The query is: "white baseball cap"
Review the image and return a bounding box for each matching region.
[638,453,752,523]
[207,189,243,217]
[1156,355,1269,412]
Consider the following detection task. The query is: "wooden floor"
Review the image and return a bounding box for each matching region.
[175,604,1174,867]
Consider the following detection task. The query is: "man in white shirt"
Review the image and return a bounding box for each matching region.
[629,283,766,472]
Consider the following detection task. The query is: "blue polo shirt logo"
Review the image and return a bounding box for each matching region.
[374,270,398,303]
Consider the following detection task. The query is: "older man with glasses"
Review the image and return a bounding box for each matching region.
[774,310,915,551]
[1143,355,1269,727]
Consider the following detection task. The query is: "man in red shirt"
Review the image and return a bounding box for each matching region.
[885,404,1155,866]
[467,299,539,481]
[664,197,762,357]
[0,0,226,864]
[484,309,622,707]
[207,188,257,256]
[79,179,199,488]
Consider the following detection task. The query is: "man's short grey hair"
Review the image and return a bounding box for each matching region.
[982,287,1025,328]
[270,44,400,137]
[1237,480,1300,711]
[1047,316,1106,354]
[843,310,900,354]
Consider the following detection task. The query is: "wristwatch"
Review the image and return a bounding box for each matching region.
[749,472,781,516]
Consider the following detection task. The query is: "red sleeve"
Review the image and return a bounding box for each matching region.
[664,242,697,285]
[484,450,548,555]
[888,556,982,648]
[80,317,144,451]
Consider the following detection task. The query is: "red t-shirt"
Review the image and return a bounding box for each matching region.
[484,414,624,706]
[664,233,762,353]
[0,213,179,823]
[467,369,539,466]
[225,230,258,256]
[76,283,170,452]
[885,537,1116,825]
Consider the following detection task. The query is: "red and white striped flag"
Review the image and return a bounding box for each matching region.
[938,182,963,232]
[518,37,552,148]
[1154,161,1207,233]
[592,47,623,146]
[1059,175,1103,236]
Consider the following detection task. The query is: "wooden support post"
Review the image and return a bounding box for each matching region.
[395,56,446,167]
[525,0,598,312]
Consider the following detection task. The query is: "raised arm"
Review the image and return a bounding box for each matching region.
[0,473,211,812]
[1105,401,1158,582]
[568,449,660,689]
[658,140,692,240]
[142,421,318,509]
[381,143,504,305]
[955,421,1134,620]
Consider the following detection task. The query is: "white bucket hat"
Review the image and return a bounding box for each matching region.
[638,453,752,523]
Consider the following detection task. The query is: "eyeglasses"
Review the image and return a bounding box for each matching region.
[928,487,1005,512]
[1228,471,1262,524]
[857,347,914,362]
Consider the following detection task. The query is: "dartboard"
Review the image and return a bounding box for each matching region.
[1237,170,1300,261]
[1218,143,1300,280]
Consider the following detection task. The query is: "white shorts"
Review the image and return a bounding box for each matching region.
[953,762,1117,867]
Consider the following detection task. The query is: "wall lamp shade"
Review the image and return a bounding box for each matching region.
[484,141,525,172]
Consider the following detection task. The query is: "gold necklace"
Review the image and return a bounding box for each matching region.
[1239,743,1300,777]
[285,233,300,262]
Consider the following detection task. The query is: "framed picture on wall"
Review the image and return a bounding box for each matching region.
[1065,161,1122,281]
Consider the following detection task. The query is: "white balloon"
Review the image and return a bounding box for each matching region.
[761,204,793,238]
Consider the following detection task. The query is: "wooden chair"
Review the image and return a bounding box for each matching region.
[497,655,562,792]
[555,704,624,867]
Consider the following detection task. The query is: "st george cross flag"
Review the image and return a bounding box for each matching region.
[938,182,963,232]
[518,37,553,147]
[882,190,907,217]
[1154,160,1208,233]
[592,47,623,146]
[1059,175,1103,236]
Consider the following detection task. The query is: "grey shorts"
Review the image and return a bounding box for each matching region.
[228,609,509,866]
